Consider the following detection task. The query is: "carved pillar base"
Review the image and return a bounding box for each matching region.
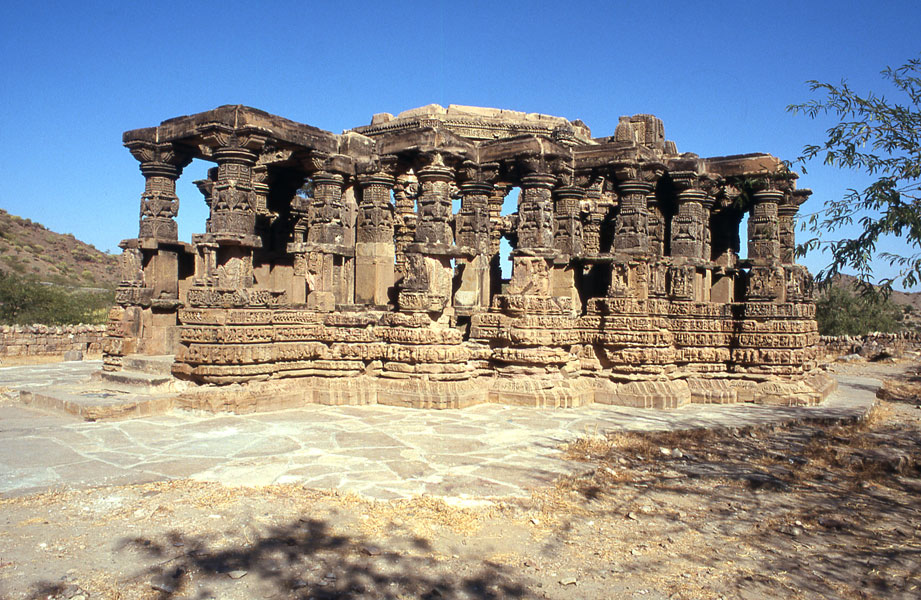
[454,254,491,312]
[508,255,551,296]
[398,251,453,313]
[356,242,395,306]
[711,270,735,303]
[551,263,580,316]
[609,259,650,301]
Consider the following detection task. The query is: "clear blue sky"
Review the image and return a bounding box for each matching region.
[1,1,919,285]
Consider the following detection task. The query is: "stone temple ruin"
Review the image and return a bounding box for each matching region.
[103,104,835,410]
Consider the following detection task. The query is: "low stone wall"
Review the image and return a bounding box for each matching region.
[820,332,921,359]
[0,324,106,358]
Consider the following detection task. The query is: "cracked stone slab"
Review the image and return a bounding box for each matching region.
[0,362,879,500]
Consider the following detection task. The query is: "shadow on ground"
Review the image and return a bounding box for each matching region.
[25,516,534,600]
[556,390,921,600]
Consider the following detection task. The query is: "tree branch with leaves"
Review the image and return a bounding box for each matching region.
[788,55,921,289]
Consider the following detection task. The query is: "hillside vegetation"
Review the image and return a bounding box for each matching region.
[0,209,118,324]
[0,208,119,288]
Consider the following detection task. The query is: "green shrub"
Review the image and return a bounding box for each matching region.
[0,271,114,325]
[815,285,904,336]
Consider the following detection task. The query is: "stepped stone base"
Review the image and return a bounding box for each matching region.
[19,388,175,421]
[19,354,837,420]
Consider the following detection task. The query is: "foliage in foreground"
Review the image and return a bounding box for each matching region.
[788,55,921,289]
[0,271,113,325]
[815,284,904,336]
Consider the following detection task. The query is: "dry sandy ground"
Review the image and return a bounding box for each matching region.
[0,354,103,367]
[2,360,920,600]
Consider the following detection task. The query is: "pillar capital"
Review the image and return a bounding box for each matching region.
[417,163,455,183]
[126,141,192,241]
[356,172,396,189]
[199,125,269,157]
[304,150,354,179]
[520,172,558,190]
[457,160,499,186]
[126,140,193,172]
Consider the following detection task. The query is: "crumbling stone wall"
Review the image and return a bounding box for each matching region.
[102,104,834,408]
[0,324,105,357]
[820,332,921,360]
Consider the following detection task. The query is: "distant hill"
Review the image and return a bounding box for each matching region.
[0,209,119,288]
[828,273,921,311]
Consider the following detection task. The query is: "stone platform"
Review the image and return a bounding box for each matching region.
[1,361,876,500]
[13,356,836,420]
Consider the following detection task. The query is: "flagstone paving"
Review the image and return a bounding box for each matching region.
[0,361,880,500]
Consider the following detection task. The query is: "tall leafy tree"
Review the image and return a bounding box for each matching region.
[788,55,921,289]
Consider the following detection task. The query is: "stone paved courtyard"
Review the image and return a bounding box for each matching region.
[0,361,878,500]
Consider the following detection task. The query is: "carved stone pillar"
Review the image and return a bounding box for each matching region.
[299,169,350,310]
[457,181,493,255]
[399,153,456,312]
[414,156,454,246]
[779,187,809,265]
[126,141,191,241]
[454,162,497,311]
[670,172,707,260]
[612,170,653,254]
[307,171,346,246]
[647,191,665,257]
[210,146,259,238]
[506,172,556,299]
[517,173,556,250]
[252,165,270,216]
[355,173,395,306]
[554,185,584,256]
[393,174,419,280]
[748,185,782,263]
[745,180,785,304]
[582,180,604,255]
[119,141,193,357]
[488,184,510,256]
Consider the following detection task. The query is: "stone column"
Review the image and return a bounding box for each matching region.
[748,185,782,262]
[205,144,261,289]
[554,185,584,256]
[582,180,604,256]
[119,141,193,358]
[125,142,191,299]
[551,184,583,310]
[517,173,556,250]
[302,169,348,310]
[488,184,510,256]
[670,173,707,260]
[399,153,456,312]
[307,171,346,246]
[778,187,809,265]
[414,157,454,246]
[612,169,652,254]
[647,191,665,257]
[210,146,259,238]
[507,172,556,297]
[355,173,396,306]
[609,165,660,302]
[454,162,497,311]
[746,180,784,303]
[392,174,419,280]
